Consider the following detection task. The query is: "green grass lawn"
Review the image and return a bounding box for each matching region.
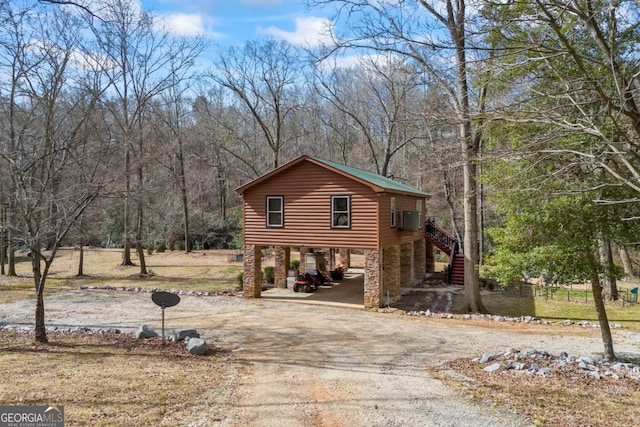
[481,283,640,331]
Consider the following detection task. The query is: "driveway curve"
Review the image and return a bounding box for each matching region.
[1,290,638,427]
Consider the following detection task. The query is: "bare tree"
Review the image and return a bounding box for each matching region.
[209,39,306,172]
[0,2,112,342]
[88,0,204,270]
[314,55,423,177]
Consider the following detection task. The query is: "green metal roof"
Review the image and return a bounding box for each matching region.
[311,157,430,197]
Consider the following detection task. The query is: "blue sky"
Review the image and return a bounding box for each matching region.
[140,0,334,47]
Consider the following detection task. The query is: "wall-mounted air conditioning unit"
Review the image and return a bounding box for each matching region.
[401,211,419,231]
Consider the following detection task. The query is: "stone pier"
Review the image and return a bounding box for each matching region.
[364,249,382,308]
[243,245,262,298]
[425,242,435,273]
[400,242,414,286]
[414,238,426,282]
[338,248,350,268]
[274,246,290,288]
[383,245,401,299]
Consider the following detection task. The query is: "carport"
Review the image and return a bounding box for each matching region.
[261,267,365,308]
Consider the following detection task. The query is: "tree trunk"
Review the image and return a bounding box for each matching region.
[590,268,615,360]
[33,251,47,343]
[452,3,485,313]
[7,206,16,276]
[597,237,618,301]
[177,145,190,253]
[122,142,134,266]
[77,216,84,277]
[618,244,634,277]
[462,156,485,313]
[136,163,147,275]
[77,244,84,277]
[0,204,5,276]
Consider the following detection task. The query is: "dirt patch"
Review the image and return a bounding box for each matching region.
[442,356,640,427]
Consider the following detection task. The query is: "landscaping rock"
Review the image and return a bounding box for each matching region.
[172,328,200,341]
[135,324,158,339]
[186,337,207,355]
[473,349,640,382]
[479,353,494,364]
[483,362,502,372]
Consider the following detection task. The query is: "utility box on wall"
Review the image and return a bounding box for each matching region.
[401,211,420,232]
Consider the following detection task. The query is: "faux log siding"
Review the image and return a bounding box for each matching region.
[379,194,426,248]
[243,162,380,249]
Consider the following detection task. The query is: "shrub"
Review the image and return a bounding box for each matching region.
[289,259,300,271]
[156,242,167,253]
[146,245,153,255]
[263,266,275,284]
[236,272,244,289]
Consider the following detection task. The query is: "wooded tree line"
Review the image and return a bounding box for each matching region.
[1,0,639,354]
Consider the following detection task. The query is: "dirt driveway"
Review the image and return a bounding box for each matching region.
[1,290,639,426]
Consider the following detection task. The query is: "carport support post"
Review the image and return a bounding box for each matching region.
[275,246,290,288]
[364,249,382,308]
[414,238,426,281]
[243,245,262,298]
[425,242,435,274]
[400,242,414,287]
[299,247,308,274]
[383,245,401,299]
[339,248,350,268]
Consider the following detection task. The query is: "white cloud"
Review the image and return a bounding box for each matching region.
[155,13,225,39]
[262,16,333,47]
[161,13,206,36]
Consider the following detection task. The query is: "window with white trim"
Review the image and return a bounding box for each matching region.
[266,196,284,227]
[416,198,423,229]
[331,195,350,228]
[390,196,396,227]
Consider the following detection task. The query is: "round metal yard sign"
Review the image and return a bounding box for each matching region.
[151,291,180,344]
[152,291,180,308]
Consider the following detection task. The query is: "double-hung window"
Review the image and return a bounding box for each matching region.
[417,198,423,229]
[266,196,284,227]
[331,195,350,228]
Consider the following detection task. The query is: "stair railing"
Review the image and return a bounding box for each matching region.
[425,217,458,252]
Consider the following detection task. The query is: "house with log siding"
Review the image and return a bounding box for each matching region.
[235,155,436,308]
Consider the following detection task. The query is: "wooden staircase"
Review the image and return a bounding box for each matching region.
[425,218,464,285]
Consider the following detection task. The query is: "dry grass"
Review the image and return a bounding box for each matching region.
[0,248,245,304]
[439,357,640,427]
[0,329,235,426]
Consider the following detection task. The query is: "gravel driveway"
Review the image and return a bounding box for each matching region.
[2,290,639,426]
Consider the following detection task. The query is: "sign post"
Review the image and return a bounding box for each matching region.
[151,291,181,345]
